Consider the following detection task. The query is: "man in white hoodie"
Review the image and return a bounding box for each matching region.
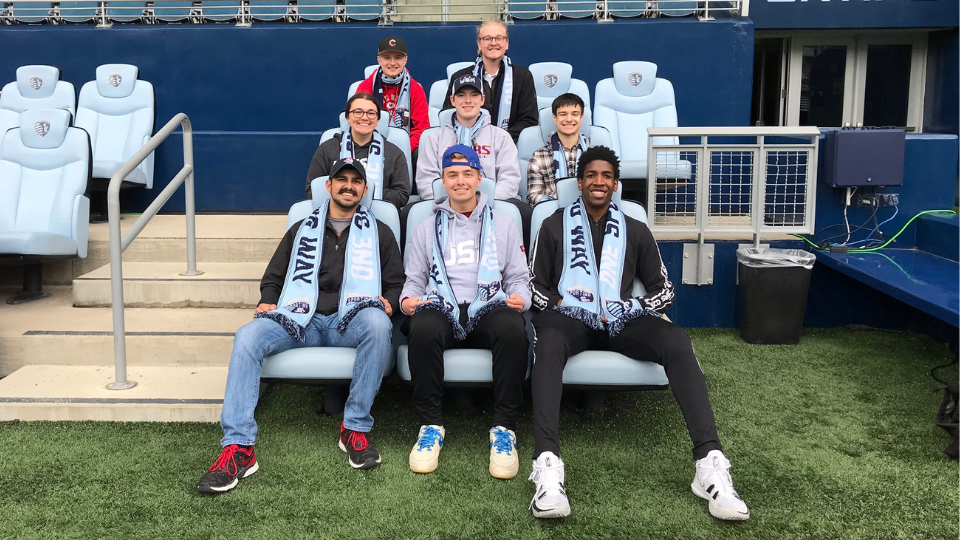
[416,74,521,202]
[401,145,530,480]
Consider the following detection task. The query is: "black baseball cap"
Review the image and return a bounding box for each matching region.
[378,37,407,55]
[329,157,367,183]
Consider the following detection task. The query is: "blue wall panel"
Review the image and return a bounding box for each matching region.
[0,19,754,211]
[750,0,958,30]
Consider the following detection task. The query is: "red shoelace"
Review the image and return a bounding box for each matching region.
[209,445,247,474]
[346,430,369,451]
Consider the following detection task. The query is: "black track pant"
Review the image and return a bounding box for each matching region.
[404,306,529,431]
[531,309,722,461]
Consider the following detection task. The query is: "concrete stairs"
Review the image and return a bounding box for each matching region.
[0,215,290,422]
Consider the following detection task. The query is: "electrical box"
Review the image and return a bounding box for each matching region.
[821,128,905,188]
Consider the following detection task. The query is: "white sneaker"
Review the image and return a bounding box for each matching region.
[528,451,570,519]
[489,426,519,479]
[691,450,750,521]
[409,425,444,474]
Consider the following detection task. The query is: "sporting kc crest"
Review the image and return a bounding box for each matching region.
[34,120,51,137]
[627,72,643,87]
[109,73,123,88]
[543,73,558,89]
[28,76,43,91]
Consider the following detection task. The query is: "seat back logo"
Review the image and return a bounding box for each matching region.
[627,72,643,87]
[543,73,558,89]
[28,76,43,91]
[109,73,123,88]
[34,120,51,137]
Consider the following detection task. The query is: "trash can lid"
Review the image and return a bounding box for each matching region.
[736,247,816,269]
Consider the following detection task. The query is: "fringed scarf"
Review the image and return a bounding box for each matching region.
[472,55,513,131]
[555,198,661,337]
[414,201,506,340]
[256,201,383,341]
[551,132,589,179]
[339,129,385,200]
[372,67,411,133]
[451,108,490,148]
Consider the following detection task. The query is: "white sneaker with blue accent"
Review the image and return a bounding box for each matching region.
[409,425,445,474]
[488,426,519,479]
[528,451,570,519]
[691,450,750,521]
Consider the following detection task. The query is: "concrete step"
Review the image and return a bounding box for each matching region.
[0,214,287,286]
[0,364,225,422]
[73,261,267,308]
[0,286,250,376]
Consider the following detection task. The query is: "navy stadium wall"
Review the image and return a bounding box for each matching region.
[0,19,754,212]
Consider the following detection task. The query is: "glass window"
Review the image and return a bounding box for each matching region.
[862,44,912,128]
[799,46,848,127]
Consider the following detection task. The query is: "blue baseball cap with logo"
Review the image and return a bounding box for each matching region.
[451,73,483,96]
[442,144,483,172]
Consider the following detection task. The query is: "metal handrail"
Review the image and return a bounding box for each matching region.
[106,112,201,390]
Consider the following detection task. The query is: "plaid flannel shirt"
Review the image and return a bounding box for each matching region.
[526,142,579,205]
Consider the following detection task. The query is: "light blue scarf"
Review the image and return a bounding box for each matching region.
[555,198,660,337]
[414,200,507,341]
[451,108,489,148]
[256,201,384,341]
[473,55,513,131]
[551,132,589,179]
[339,129,385,200]
[373,67,411,133]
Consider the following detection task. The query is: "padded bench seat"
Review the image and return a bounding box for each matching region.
[563,351,669,387]
[815,249,959,327]
[262,347,397,381]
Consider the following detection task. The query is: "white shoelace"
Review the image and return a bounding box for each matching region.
[698,454,739,498]
[529,460,565,508]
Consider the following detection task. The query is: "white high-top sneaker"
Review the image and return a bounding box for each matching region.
[528,451,570,519]
[489,426,519,479]
[691,450,750,521]
[409,425,445,474]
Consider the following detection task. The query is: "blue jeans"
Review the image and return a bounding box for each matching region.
[220,308,392,447]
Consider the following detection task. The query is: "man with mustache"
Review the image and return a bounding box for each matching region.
[198,158,404,494]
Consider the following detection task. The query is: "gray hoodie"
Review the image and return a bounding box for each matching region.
[415,116,521,201]
[401,192,531,312]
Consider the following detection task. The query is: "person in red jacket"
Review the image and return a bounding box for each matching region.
[356,37,430,160]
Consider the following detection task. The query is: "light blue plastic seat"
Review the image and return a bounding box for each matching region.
[249,0,288,20]
[607,0,645,17]
[106,1,146,22]
[12,1,52,22]
[0,109,91,303]
[426,62,474,126]
[262,187,399,407]
[0,65,77,137]
[298,0,336,20]
[516,107,613,202]
[154,0,194,21]
[59,1,98,22]
[346,65,379,99]
[343,0,378,20]
[528,62,593,127]
[396,177,529,384]
[75,64,155,188]
[656,0,697,16]
[555,0,594,18]
[529,178,668,388]
[201,0,242,21]
[508,0,546,19]
[593,61,691,180]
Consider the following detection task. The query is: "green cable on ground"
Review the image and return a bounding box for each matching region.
[848,209,956,252]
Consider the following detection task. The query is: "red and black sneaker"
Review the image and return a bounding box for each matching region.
[338,422,382,470]
[197,444,259,494]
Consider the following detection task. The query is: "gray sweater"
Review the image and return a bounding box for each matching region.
[401,192,531,312]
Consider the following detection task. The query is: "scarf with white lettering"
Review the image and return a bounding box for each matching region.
[451,108,489,148]
[339,129,385,200]
[414,200,506,340]
[256,201,383,341]
[555,198,659,337]
[473,56,513,131]
[551,132,589,180]
[372,67,411,133]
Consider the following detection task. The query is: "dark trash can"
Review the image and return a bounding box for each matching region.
[737,248,816,344]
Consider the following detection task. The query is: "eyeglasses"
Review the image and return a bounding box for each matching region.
[478,36,507,44]
[348,109,379,119]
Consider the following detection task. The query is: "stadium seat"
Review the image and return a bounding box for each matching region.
[248,0,288,21]
[555,0,594,18]
[607,0,646,18]
[297,0,337,20]
[593,61,691,180]
[528,178,668,388]
[263,185,400,413]
[508,0,547,19]
[201,0,242,21]
[343,0,379,20]
[106,1,147,22]
[11,1,52,22]
[154,0,195,22]
[516,107,612,202]
[426,62,474,125]
[0,109,91,304]
[396,177,530,385]
[0,65,77,138]
[76,64,156,190]
[59,1,98,22]
[527,62,593,127]
[656,0,697,17]
[346,65,380,98]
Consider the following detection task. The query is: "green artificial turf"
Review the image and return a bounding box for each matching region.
[1,328,957,539]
